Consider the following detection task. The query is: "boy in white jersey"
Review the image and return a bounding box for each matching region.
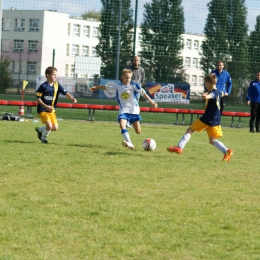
[167,73,233,162]
[90,69,157,150]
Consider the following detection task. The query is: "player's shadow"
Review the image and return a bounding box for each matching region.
[3,140,35,144]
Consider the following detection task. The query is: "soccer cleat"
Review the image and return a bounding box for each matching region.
[126,122,132,128]
[222,149,233,162]
[250,129,255,133]
[35,127,42,140]
[167,146,182,154]
[122,141,134,150]
[41,140,48,144]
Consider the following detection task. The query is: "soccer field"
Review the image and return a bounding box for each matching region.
[0,120,259,259]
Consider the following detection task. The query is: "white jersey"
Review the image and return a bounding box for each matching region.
[106,82,144,115]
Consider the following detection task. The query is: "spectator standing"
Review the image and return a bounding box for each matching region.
[126,56,145,127]
[209,60,232,114]
[246,71,260,133]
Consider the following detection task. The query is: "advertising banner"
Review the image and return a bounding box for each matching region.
[146,82,190,104]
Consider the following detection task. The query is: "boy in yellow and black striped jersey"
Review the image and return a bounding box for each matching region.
[167,73,233,162]
[35,66,77,144]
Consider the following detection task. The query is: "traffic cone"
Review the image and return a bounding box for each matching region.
[18,106,24,116]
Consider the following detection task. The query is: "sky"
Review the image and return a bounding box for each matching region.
[2,0,260,33]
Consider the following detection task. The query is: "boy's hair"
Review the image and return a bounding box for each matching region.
[204,73,217,85]
[45,66,57,77]
[122,69,133,77]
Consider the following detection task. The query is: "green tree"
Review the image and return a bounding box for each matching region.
[0,56,12,94]
[82,10,101,21]
[201,0,248,103]
[140,0,185,83]
[248,15,260,80]
[226,0,248,103]
[200,0,230,74]
[95,0,134,79]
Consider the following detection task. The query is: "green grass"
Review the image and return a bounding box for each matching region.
[0,119,259,259]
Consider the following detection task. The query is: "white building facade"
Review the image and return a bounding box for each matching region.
[1,9,205,93]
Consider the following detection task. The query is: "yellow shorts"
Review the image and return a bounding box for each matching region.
[190,119,223,139]
[39,111,58,125]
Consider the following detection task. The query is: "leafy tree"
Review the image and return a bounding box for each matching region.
[140,0,185,83]
[95,0,134,79]
[248,15,260,80]
[200,0,230,74]
[201,0,249,103]
[0,56,12,94]
[82,10,101,21]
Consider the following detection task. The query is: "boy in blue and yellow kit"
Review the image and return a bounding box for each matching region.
[167,73,233,162]
[35,66,77,144]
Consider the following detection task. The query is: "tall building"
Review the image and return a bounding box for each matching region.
[1,9,205,93]
[1,9,100,90]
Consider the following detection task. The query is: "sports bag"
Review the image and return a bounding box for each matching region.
[2,113,20,121]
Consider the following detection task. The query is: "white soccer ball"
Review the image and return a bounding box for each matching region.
[142,138,156,151]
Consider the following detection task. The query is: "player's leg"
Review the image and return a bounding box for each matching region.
[208,126,233,161]
[131,114,142,134]
[250,102,257,132]
[167,119,203,154]
[255,103,260,132]
[118,114,134,150]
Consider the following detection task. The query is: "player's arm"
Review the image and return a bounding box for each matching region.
[226,75,232,95]
[90,85,106,92]
[36,97,54,112]
[143,92,158,108]
[65,93,77,103]
[202,92,213,100]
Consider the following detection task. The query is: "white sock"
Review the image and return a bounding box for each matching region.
[213,140,228,153]
[122,130,131,142]
[178,133,191,149]
[42,129,51,141]
[38,126,46,132]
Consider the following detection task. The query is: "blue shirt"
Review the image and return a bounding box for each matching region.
[247,80,260,103]
[200,89,224,126]
[210,69,232,94]
[36,81,67,113]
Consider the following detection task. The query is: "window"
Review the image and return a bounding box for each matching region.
[192,58,198,68]
[13,40,24,52]
[186,39,191,50]
[185,75,190,83]
[65,64,69,76]
[83,25,90,37]
[71,64,75,77]
[12,61,22,73]
[199,76,204,86]
[2,18,11,31]
[73,24,80,36]
[66,44,70,56]
[28,40,38,52]
[185,57,190,67]
[15,18,25,31]
[93,27,98,38]
[91,47,97,56]
[72,44,79,56]
[1,39,10,52]
[191,75,197,86]
[82,45,89,56]
[193,40,199,50]
[68,23,71,35]
[27,62,37,74]
[29,19,39,31]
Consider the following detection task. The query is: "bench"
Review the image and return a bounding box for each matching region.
[0,100,250,127]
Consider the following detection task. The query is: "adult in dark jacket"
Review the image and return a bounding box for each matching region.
[247,71,260,133]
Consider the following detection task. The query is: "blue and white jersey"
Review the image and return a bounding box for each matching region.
[106,82,144,115]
